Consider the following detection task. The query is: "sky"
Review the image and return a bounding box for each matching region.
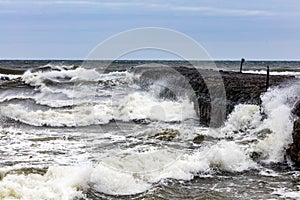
[0,0,299,60]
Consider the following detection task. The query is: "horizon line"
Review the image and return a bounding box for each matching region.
[1,58,300,62]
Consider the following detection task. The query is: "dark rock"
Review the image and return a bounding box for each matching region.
[250,151,264,161]
[293,120,300,148]
[287,119,300,166]
[287,143,300,165]
[193,135,205,144]
[132,119,151,125]
[1,76,9,81]
[151,129,180,141]
[292,100,300,118]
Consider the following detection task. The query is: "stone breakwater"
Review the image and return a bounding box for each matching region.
[287,101,300,166]
[175,66,294,126]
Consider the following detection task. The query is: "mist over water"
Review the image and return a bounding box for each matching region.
[0,60,300,199]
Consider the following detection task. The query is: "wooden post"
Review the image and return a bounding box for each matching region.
[266,65,270,91]
[240,58,245,73]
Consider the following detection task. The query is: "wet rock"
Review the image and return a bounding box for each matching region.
[287,119,300,165]
[287,102,300,165]
[292,100,300,118]
[0,76,9,81]
[132,119,151,125]
[151,129,180,141]
[193,135,205,144]
[250,151,264,161]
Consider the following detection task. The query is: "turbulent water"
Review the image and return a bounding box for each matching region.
[0,60,300,200]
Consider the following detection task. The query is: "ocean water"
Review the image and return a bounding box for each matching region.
[0,60,300,199]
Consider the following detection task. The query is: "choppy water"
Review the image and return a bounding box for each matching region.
[0,60,300,199]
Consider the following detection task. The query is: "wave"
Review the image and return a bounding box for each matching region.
[0,65,138,108]
[0,92,196,127]
[0,139,256,198]
[0,165,92,199]
[254,84,296,162]
[218,84,297,163]
[20,66,137,105]
[90,140,255,195]
[0,64,197,126]
[0,74,22,81]
[88,81,298,195]
[90,82,297,196]
[273,188,300,199]
[21,66,134,87]
[1,81,296,197]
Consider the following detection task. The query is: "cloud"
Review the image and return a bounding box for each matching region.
[0,0,133,7]
[171,6,274,17]
[0,0,297,18]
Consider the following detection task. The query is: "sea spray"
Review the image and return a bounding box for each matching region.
[255,83,298,162]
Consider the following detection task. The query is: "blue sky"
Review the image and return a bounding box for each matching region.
[0,0,299,60]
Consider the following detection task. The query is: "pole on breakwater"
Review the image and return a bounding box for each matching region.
[240,58,245,73]
[266,65,270,91]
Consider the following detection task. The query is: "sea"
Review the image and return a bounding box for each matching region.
[0,60,300,200]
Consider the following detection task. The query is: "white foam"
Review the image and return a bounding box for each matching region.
[90,140,255,195]
[22,67,96,86]
[272,187,300,199]
[243,70,300,76]
[0,136,257,197]
[220,104,262,137]
[20,67,100,105]
[0,103,114,127]
[213,82,299,163]
[0,91,196,127]
[254,85,296,163]
[115,92,196,122]
[0,165,92,200]
[259,169,280,177]
[0,92,31,103]
[41,63,76,71]
[18,67,137,107]
[0,73,21,80]
[22,67,134,87]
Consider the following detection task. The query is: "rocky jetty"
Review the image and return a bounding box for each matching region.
[175,67,294,126]
[287,101,300,166]
[136,66,295,127]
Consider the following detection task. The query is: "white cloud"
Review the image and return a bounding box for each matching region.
[0,0,133,7]
[171,5,274,17]
[0,0,297,17]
